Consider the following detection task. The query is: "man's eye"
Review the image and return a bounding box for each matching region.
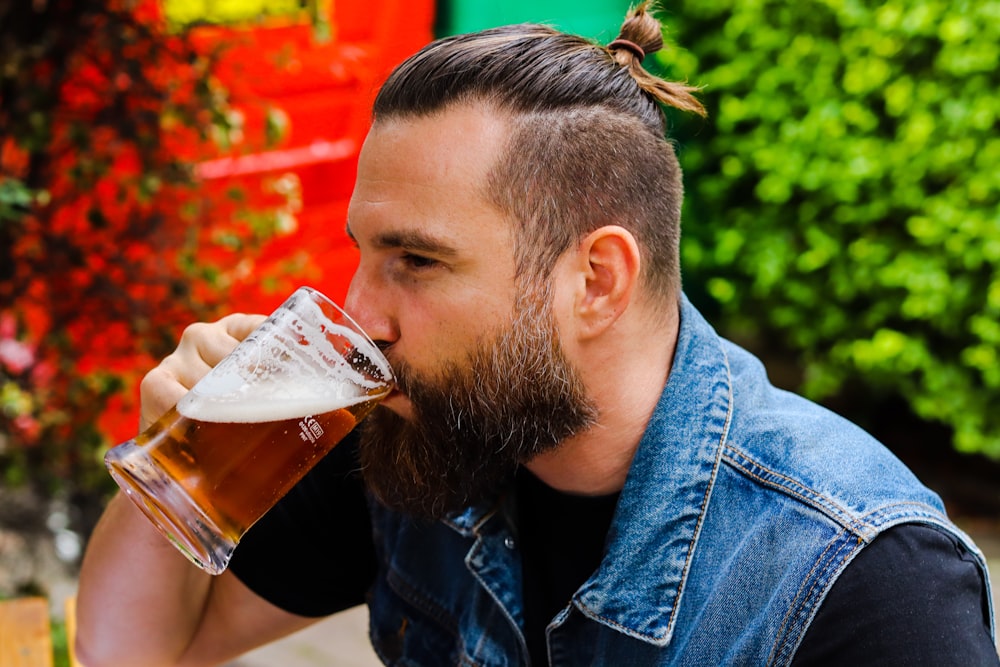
[402,253,438,269]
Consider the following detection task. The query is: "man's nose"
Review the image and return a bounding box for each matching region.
[344,272,397,348]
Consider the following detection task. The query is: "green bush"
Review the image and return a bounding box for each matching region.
[657,0,1000,457]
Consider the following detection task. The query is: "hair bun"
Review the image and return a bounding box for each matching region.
[607,1,706,117]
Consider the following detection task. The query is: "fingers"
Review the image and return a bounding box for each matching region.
[218,312,267,346]
[139,367,190,431]
[173,315,260,384]
[138,313,267,430]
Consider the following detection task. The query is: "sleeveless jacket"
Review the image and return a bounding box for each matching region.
[366,295,995,666]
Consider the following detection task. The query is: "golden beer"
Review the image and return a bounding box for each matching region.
[140,392,386,543]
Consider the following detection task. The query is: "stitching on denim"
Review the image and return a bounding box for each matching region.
[465,533,530,663]
[570,601,646,639]
[767,530,859,666]
[724,450,950,539]
[767,534,839,664]
[661,370,734,641]
[572,359,735,647]
[384,568,491,666]
[386,567,462,634]
[722,448,858,531]
[852,502,949,528]
[765,505,953,665]
[578,343,737,645]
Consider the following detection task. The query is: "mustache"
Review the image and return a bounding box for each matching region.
[382,354,413,398]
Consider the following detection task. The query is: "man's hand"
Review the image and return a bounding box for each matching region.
[139,313,265,431]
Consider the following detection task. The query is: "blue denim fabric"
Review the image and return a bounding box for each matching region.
[367,295,995,666]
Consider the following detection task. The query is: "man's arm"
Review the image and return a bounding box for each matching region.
[75,314,318,667]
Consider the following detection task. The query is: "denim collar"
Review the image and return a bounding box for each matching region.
[577,294,733,646]
[442,294,733,645]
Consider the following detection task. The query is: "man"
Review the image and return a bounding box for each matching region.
[77,4,997,666]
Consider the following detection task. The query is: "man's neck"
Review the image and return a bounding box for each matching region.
[525,303,679,496]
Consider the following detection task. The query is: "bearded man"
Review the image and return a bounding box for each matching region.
[77,4,997,666]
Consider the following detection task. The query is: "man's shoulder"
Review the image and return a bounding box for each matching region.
[718,339,947,530]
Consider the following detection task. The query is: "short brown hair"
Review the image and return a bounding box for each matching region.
[372,3,704,300]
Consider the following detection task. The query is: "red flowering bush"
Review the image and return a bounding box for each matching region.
[0,0,297,498]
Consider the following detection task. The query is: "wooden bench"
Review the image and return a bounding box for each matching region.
[0,597,79,667]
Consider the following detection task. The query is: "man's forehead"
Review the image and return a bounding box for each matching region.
[348,107,503,237]
[365,104,510,166]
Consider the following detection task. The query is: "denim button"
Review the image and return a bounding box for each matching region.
[504,536,516,550]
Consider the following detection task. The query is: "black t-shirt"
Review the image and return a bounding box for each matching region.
[229,432,377,616]
[514,468,620,664]
[229,437,998,665]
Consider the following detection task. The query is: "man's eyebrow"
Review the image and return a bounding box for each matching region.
[345,222,458,257]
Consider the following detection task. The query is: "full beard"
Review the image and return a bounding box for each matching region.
[357,292,598,520]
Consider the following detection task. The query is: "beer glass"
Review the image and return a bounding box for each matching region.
[104,286,394,575]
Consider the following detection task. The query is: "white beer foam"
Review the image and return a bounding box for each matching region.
[177,390,370,424]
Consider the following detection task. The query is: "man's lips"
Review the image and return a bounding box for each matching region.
[378,388,414,419]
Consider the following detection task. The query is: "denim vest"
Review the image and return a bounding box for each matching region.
[366,296,994,666]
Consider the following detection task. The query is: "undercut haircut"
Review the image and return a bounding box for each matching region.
[372,3,704,301]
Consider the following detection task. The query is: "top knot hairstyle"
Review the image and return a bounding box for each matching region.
[606,3,705,117]
[372,2,705,303]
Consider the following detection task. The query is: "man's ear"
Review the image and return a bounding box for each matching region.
[571,225,641,339]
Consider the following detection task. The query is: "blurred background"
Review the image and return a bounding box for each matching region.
[1,0,998,661]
